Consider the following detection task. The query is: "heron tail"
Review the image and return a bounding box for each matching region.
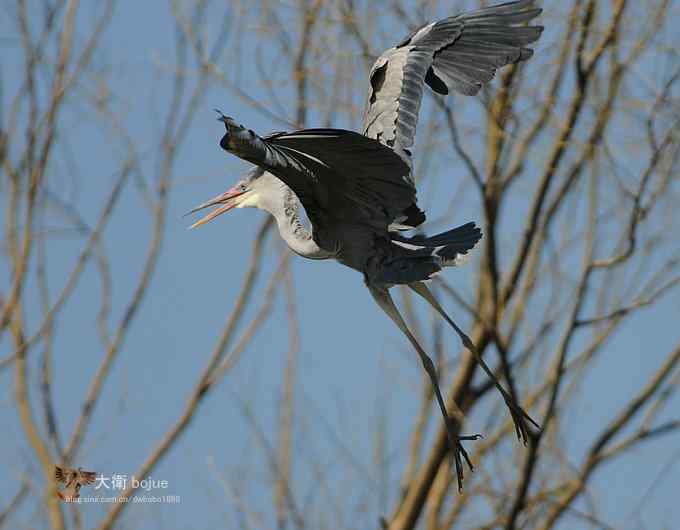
[391,221,482,267]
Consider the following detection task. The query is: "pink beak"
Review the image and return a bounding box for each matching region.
[186,186,247,229]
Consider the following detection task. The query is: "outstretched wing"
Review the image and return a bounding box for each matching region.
[55,466,67,484]
[217,115,413,230]
[363,0,543,169]
[79,470,97,485]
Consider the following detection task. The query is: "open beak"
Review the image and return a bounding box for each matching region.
[186,186,247,229]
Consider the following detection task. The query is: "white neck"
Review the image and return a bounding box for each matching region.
[255,183,331,260]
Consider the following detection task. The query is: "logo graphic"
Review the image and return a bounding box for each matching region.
[52,465,179,504]
[54,466,97,502]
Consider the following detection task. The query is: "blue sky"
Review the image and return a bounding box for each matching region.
[1,1,679,529]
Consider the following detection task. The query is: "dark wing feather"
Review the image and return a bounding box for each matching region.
[391,221,481,249]
[362,0,543,169]
[55,466,66,483]
[217,115,412,230]
[79,470,97,485]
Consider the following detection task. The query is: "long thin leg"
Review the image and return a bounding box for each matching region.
[368,285,481,491]
[409,281,540,444]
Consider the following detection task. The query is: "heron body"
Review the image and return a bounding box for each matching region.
[189,0,543,489]
[193,139,481,287]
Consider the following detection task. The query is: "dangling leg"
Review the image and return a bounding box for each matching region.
[409,281,540,444]
[368,285,481,491]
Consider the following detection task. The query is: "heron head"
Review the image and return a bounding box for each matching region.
[186,167,265,229]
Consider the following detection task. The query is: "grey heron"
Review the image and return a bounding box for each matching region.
[188,0,543,489]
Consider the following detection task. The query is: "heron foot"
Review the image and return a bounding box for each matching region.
[446,430,483,492]
[504,395,540,445]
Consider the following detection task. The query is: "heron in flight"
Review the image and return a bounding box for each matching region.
[189,0,543,488]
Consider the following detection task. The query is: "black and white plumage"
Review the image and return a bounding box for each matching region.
[204,117,482,285]
[189,0,543,489]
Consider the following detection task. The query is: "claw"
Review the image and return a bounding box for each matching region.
[503,394,540,445]
[445,429,482,492]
